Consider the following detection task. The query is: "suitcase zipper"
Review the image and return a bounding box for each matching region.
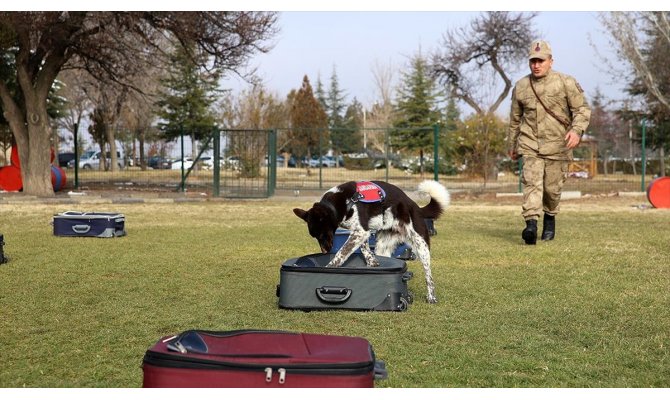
[144,350,374,376]
[264,368,286,384]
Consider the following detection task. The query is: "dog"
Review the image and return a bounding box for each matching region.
[293,180,450,303]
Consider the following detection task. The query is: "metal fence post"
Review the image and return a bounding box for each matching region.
[213,129,220,197]
[385,128,390,182]
[268,129,277,197]
[641,119,647,192]
[180,128,185,192]
[318,128,323,189]
[73,122,79,189]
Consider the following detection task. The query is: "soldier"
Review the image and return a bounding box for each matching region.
[507,39,591,245]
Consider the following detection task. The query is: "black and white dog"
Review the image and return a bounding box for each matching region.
[293,180,450,303]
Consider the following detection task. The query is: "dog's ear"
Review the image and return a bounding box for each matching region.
[293,208,308,221]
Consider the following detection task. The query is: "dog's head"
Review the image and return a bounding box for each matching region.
[293,203,338,253]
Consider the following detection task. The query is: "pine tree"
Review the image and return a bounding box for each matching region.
[315,74,328,113]
[338,98,364,153]
[156,44,220,148]
[326,66,352,153]
[288,75,328,164]
[392,53,442,153]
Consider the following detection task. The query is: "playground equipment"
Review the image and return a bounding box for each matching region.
[647,176,670,208]
[0,146,66,192]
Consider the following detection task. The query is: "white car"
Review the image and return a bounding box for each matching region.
[170,158,194,170]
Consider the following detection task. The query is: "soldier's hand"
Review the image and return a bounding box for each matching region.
[565,131,581,149]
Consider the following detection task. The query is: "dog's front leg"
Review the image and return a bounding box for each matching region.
[359,240,380,267]
[326,230,370,268]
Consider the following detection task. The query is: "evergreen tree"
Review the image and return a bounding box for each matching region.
[288,75,328,164]
[392,53,442,153]
[327,66,351,153]
[326,66,347,128]
[156,44,220,150]
[338,97,364,153]
[439,97,461,173]
[315,74,328,112]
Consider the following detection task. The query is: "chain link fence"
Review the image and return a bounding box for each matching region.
[25,126,665,197]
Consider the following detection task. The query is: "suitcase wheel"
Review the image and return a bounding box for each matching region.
[398,297,409,311]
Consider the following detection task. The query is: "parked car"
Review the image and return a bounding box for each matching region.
[58,152,75,168]
[68,150,124,170]
[199,156,215,170]
[224,156,240,170]
[148,156,172,169]
[170,158,194,170]
[263,155,297,168]
[308,156,338,168]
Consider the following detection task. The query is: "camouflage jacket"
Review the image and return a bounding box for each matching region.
[507,70,591,160]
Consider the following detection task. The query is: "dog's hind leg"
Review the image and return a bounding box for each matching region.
[326,230,371,268]
[406,230,437,304]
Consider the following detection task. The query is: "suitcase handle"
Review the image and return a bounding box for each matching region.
[374,360,388,380]
[72,225,91,234]
[315,286,352,303]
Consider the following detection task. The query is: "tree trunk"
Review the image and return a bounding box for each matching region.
[139,129,146,170]
[106,125,119,171]
[659,146,666,177]
[9,100,54,196]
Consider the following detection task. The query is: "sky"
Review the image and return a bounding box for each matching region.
[222,10,628,117]
[17,0,665,121]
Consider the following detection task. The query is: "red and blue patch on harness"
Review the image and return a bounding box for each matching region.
[354,181,385,203]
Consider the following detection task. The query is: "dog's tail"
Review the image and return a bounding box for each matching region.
[418,180,450,219]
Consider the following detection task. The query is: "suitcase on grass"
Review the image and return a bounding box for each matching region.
[53,211,126,237]
[332,228,415,260]
[142,329,388,388]
[277,253,413,311]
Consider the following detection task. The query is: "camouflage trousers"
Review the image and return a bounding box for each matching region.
[521,156,568,221]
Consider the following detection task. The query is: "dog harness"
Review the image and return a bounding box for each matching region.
[346,181,386,212]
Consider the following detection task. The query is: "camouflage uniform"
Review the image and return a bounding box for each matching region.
[508,44,591,222]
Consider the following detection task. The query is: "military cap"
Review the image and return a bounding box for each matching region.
[529,40,552,60]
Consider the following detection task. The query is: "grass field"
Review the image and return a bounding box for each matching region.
[0,193,668,388]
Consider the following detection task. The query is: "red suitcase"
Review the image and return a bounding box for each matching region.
[142,329,388,388]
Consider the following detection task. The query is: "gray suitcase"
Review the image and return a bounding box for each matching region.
[277,253,413,312]
[53,211,126,238]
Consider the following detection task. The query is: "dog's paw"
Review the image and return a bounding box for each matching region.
[426,296,438,304]
[367,259,380,268]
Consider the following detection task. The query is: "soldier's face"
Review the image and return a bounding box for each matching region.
[529,57,553,78]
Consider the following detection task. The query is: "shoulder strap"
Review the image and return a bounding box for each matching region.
[529,76,570,128]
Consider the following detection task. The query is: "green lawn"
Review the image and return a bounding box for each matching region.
[0,195,668,388]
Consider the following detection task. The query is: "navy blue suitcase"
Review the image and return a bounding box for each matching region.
[53,211,126,238]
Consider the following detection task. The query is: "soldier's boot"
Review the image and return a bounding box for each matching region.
[541,214,555,241]
[522,219,537,245]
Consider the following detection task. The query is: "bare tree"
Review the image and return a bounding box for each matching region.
[431,11,538,116]
[599,12,670,176]
[599,12,670,113]
[0,11,278,196]
[57,70,92,151]
[365,59,396,153]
